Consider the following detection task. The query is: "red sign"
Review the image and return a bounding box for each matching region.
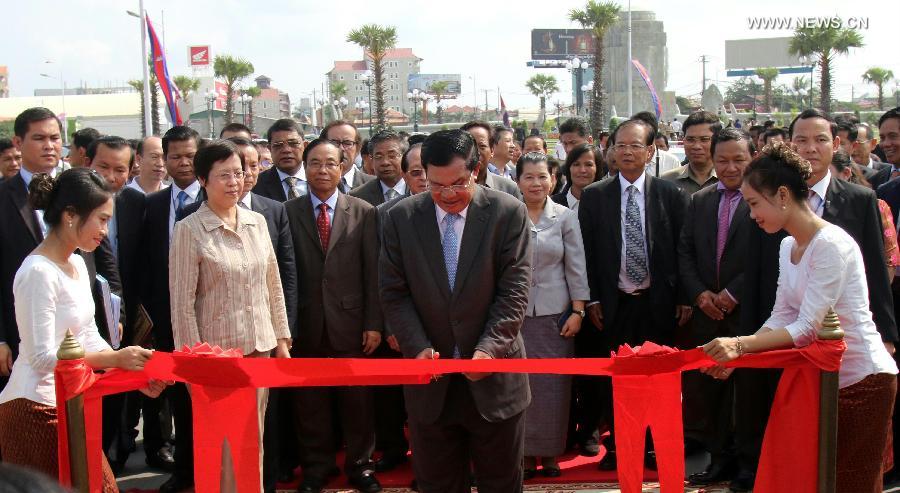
[214,81,228,110]
[189,45,210,66]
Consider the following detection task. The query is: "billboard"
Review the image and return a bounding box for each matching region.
[189,45,211,66]
[407,74,462,95]
[531,29,595,60]
[725,38,803,70]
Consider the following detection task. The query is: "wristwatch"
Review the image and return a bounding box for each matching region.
[574,309,586,318]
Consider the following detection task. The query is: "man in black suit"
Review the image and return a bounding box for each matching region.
[739,108,898,492]
[460,120,522,199]
[380,130,533,492]
[178,137,298,492]
[140,126,202,493]
[253,118,308,202]
[285,139,383,493]
[350,130,407,206]
[0,108,68,384]
[678,128,756,486]
[578,118,690,470]
[320,120,375,193]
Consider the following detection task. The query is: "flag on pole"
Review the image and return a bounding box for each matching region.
[631,59,662,119]
[500,94,510,127]
[146,14,183,125]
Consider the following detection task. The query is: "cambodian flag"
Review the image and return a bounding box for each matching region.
[631,59,662,119]
[146,15,183,125]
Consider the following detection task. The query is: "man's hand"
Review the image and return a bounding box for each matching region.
[885,341,896,356]
[464,350,493,382]
[139,379,173,398]
[696,291,723,320]
[560,314,582,338]
[676,305,693,326]
[714,290,738,315]
[362,331,382,355]
[0,344,12,376]
[587,304,604,330]
[415,348,439,359]
[386,335,401,353]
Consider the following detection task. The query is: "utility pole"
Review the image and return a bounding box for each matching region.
[483,89,494,116]
[626,0,633,116]
[700,55,709,98]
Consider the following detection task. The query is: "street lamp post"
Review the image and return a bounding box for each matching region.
[354,100,369,128]
[581,81,594,118]
[205,90,217,138]
[567,57,590,115]
[239,92,251,126]
[332,97,348,121]
[407,89,430,132]
[41,62,68,145]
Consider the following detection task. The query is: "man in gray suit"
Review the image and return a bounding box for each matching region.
[284,138,383,493]
[351,130,408,206]
[380,129,533,492]
[320,120,375,192]
[461,120,523,199]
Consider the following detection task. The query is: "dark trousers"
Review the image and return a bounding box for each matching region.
[373,341,408,458]
[571,319,606,446]
[408,376,524,493]
[169,382,194,480]
[101,393,132,469]
[262,388,285,493]
[732,368,781,475]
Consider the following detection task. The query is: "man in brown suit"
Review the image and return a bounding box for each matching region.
[380,129,533,492]
[284,139,383,493]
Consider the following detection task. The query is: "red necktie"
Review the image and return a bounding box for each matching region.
[317,203,330,252]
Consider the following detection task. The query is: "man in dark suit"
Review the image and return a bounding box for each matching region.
[739,108,898,492]
[678,128,756,486]
[320,120,375,192]
[578,118,690,470]
[253,118,308,202]
[0,108,68,384]
[460,120,523,199]
[285,139,383,493]
[178,137,298,492]
[380,130,533,492]
[350,130,407,206]
[140,126,202,493]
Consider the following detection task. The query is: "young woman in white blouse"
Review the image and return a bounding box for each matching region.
[0,168,166,492]
[703,142,898,492]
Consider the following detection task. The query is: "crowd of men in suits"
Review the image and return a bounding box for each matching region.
[2,104,900,493]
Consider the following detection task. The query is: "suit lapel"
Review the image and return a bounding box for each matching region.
[822,178,843,224]
[703,190,720,256]
[10,174,42,243]
[726,200,749,245]
[250,193,267,214]
[643,174,656,259]
[296,195,323,256]
[452,188,489,298]
[606,179,623,266]
[412,197,451,299]
[326,194,350,255]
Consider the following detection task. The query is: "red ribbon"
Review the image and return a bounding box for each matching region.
[55,340,845,493]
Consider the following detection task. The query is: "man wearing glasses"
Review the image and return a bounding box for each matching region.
[351,130,408,206]
[253,118,308,202]
[320,120,375,193]
[660,111,722,195]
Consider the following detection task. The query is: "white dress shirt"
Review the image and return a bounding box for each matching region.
[0,255,110,406]
[380,179,407,201]
[807,170,831,218]
[169,181,201,238]
[239,192,253,210]
[276,166,308,198]
[566,189,580,212]
[343,165,358,190]
[764,225,898,388]
[645,148,684,177]
[618,172,651,292]
[436,203,469,261]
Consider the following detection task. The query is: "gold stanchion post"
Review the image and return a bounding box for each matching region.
[57,329,90,493]
[816,308,844,493]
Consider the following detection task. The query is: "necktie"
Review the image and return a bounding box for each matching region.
[340,177,350,194]
[807,190,823,216]
[285,177,299,200]
[386,188,399,201]
[316,203,330,252]
[442,213,460,290]
[716,189,738,276]
[176,191,188,217]
[624,185,648,285]
[892,168,900,181]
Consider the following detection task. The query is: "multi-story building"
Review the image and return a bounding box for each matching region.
[327,48,422,116]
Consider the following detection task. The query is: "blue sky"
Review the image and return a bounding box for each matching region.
[7,0,898,110]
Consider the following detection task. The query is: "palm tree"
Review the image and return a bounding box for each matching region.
[428,81,450,123]
[329,82,348,120]
[173,75,200,104]
[789,26,864,113]
[214,55,255,124]
[243,86,261,132]
[862,67,895,111]
[569,1,620,140]
[347,24,397,131]
[791,76,808,109]
[755,68,780,112]
[128,79,147,137]
[525,74,560,129]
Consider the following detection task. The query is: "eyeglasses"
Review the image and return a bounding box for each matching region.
[684,136,713,144]
[428,179,471,196]
[215,171,245,181]
[407,169,426,177]
[373,151,402,161]
[612,143,648,152]
[271,139,303,150]
[306,161,341,170]
[328,139,357,149]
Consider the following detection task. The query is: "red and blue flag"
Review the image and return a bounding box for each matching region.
[146,14,183,125]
